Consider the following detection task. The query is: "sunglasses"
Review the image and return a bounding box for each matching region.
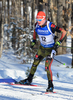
[36,16,45,22]
[36,19,43,21]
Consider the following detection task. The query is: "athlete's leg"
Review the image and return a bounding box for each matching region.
[17,46,44,84]
[26,46,44,83]
[45,55,54,92]
[45,55,53,81]
[30,46,44,76]
[30,54,44,75]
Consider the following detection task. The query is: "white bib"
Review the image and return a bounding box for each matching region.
[35,21,55,48]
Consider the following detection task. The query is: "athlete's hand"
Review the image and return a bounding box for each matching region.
[30,40,36,49]
[54,41,61,50]
[30,42,35,48]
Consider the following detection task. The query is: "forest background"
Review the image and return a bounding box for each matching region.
[0,0,73,67]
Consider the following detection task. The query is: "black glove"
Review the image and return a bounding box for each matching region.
[54,41,61,51]
[30,40,36,49]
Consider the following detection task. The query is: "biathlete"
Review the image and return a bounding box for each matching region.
[17,11,66,92]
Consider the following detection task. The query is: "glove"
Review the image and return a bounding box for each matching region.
[51,50,56,58]
[30,40,36,49]
[54,41,61,51]
[30,42,35,48]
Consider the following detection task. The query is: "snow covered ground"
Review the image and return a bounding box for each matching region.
[0,50,73,100]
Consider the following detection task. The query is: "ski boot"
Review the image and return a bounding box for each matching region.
[46,80,54,92]
[16,78,31,85]
[16,74,33,85]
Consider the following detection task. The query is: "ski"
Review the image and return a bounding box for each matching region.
[0,78,56,94]
[45,91,56,94]
[10,83,40,87]
[10,83,56,94]
[0,78,39,87]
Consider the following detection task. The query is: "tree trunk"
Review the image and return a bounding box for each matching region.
[71,2,73,68]
[62,0,68,54]
[0,0,5,57]
[0,1,2,42]
[50,0,57,24]
[31,0,35,27]
[7,0,10,23]
[11,1,16,50]
[43,0,50,20]
[11,0,15,17]
[23,0,27,28]
[38,0,43,11]
[57,0,63,55]
[7,0,10,48]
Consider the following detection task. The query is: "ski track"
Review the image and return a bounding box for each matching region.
[0,52,73,100]
[0,80,73,100]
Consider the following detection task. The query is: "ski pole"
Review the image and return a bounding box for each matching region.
[54,58,65,65]
[59,46,73,49]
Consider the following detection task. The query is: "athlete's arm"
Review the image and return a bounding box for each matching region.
[59,29,66,42]
[33,30,37,40]
[51,23,66,42]
[32,22,38,42]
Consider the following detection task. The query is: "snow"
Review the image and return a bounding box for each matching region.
[0,50,73,100]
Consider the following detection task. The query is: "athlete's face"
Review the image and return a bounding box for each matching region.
[36,17,46,26]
